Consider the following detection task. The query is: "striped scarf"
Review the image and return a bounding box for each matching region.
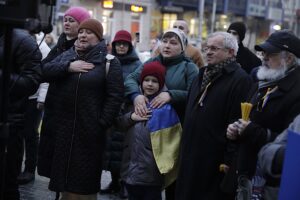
[201,57,236,92]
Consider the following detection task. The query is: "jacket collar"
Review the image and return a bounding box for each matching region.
[223,60,240,74]
[276,65,300,92]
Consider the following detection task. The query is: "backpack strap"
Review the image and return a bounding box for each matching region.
[105,54,115,76]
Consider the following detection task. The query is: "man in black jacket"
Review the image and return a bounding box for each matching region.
[176,32,252,200]
[227,30,300,199]
[0,28,42,200]
[227,22,262,75]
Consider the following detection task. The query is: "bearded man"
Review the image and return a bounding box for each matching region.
[226,30,300,199]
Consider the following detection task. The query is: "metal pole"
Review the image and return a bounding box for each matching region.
[281,0,285,29]
[211,0,217,33]
[198,0,205,43]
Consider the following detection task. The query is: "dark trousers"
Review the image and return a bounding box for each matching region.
[21,99,42,173]
[237,141,259,178]
[0,127,23,200]
[111,170,120,187]
[125,183,162,200]
[165,181,176,200]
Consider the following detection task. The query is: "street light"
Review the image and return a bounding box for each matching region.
[211,0,217,33]
[198,0,205,43]
[273,24,281,31]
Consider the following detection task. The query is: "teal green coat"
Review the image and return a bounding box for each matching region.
[124,54,198,121]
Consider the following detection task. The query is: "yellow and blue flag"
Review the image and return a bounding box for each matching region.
[148,104,182,187]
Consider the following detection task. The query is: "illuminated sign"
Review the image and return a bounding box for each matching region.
[102,1,147,13]
[130,5,143,13]
[103,0,113,9]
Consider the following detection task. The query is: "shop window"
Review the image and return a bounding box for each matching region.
[162,13,177,32]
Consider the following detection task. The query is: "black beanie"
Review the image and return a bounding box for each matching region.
[227,22,246,42]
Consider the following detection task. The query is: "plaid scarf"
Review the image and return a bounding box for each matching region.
[200,57,236,92]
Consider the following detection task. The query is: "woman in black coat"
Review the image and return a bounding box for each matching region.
[101,30,141,195]
[38,6,91,179]
[41,19,124,199]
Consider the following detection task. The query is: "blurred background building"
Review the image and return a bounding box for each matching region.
[52,0,300,51]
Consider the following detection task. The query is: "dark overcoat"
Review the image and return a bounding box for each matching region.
[236,43,262,74]
[37,33,77,178]
[38,41,124,194]
[102,49,141,173]
[176,61,252,200]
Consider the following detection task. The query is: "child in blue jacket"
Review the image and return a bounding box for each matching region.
[115,61,182,200]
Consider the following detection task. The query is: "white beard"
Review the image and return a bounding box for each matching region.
[257,62,288,81]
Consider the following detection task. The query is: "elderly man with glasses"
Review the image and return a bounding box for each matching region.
[176,32,252,200]
[226,30,300,199]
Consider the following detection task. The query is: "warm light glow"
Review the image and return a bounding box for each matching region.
[191,18,195,25]
[220,15,227,19]
[103,0,113,9]
[190,19,195,35]
[131,5,143,13]
[273,24,281,31]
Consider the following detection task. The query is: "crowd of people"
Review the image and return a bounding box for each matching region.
[1,5,300,200]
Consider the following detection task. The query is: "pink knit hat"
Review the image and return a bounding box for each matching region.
[64,7,91,24]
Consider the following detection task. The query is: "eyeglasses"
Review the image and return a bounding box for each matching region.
[228,30,238,35]
[115,41,129,47]
[203,46,225,53]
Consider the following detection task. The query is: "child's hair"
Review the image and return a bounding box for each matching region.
[140,61,166,90]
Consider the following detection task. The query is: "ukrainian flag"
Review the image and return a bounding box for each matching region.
[148,104,182,187]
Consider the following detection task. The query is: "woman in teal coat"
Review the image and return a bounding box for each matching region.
[125,28,198,122]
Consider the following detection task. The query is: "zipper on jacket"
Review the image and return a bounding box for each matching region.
[65,73,81,186]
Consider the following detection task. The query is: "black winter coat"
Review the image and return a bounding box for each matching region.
[237,65,300,184]
[0,29,42,127]
[38,41,124,194]
[38,33,77,178]
[176,61,252,200]
[236,43,262,74]
[102,48,141,173]
[42,33,76,64]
